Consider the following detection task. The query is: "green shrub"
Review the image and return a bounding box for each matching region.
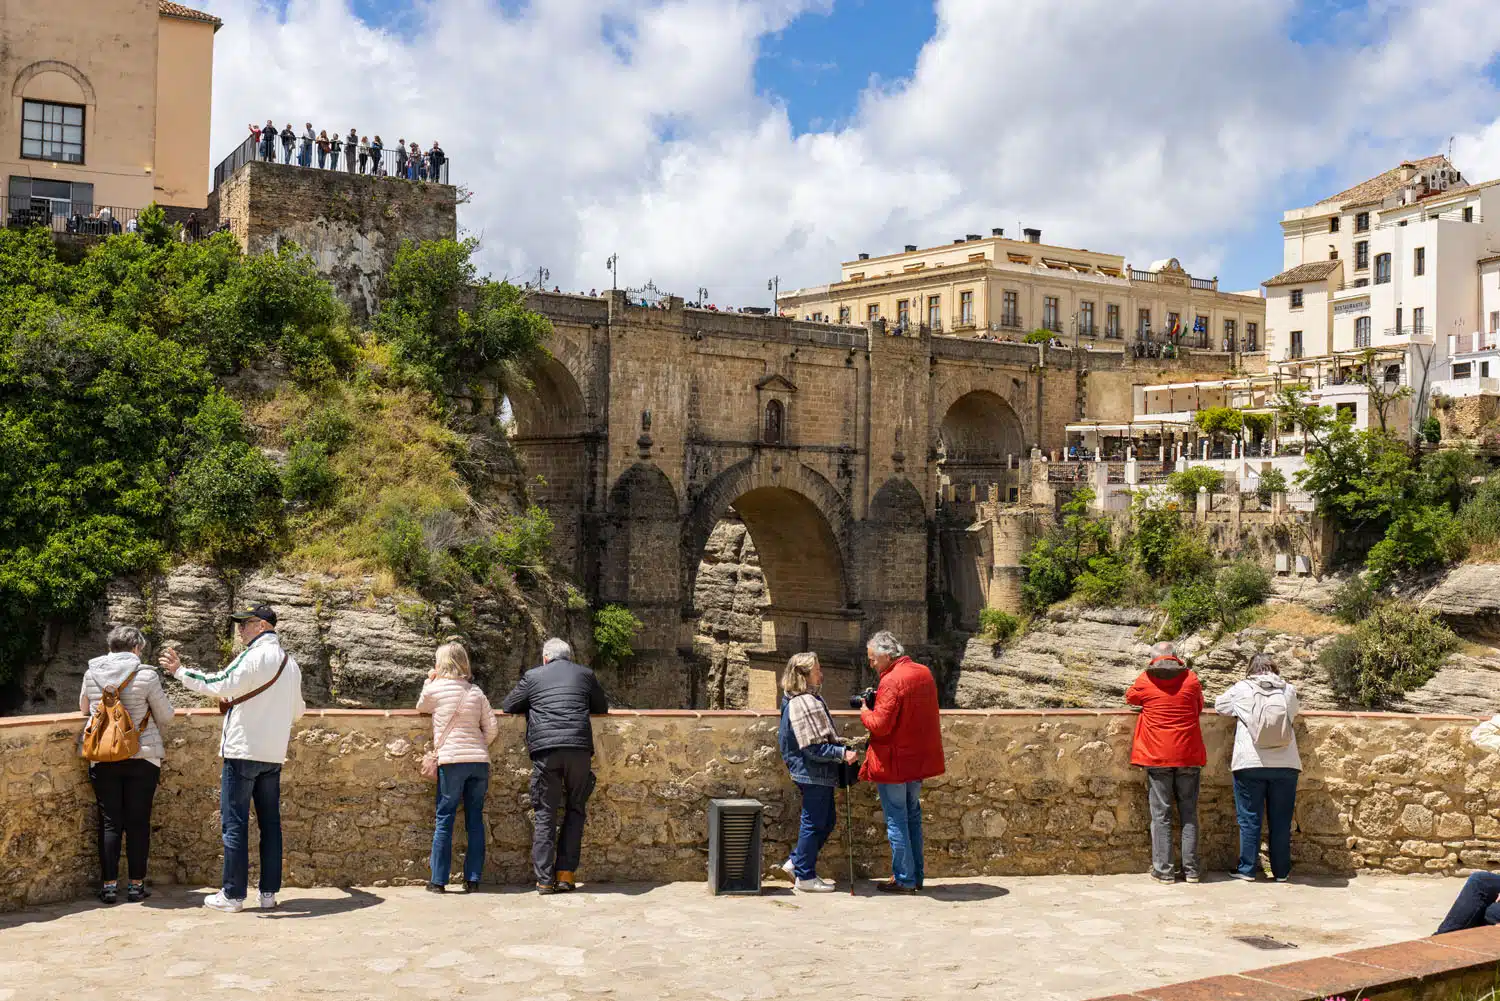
[282,440,338,506]
[1166,466,1223,504]
[1321,601,1457,708]
[494,504,553,578]
[978,608,1021,643]
[594,604,643,669]
[1163,531,1215,583]
[1459,475,1500,550]
[1164,576,1218,637]
[1131,503,1183,579]
[1331,575,1378,625]
[1023,329,1052,344]
[1364,504,1468,586]
[376,506,430,584]
[1217,560,1271,618]
[291,402,355,452]
[172,442,283,563]
[1420,415,1441,444]
[1256,468,1287,504]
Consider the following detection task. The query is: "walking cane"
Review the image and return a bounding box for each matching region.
[842,762,856,895]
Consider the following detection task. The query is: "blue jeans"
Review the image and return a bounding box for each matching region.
[1232,767,1299,879]
[432,762,489,885]
[1437,872,1500,934]
[791,783,836,880]
[876,781,924,888]
[220,759,282,901]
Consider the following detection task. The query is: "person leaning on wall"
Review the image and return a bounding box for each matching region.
[774,652,857,893]
[1215,653,1301,883]
[1126,640,1206,884]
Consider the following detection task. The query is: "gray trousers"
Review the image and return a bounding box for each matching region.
[1146,766,1200,878]
[529,748,595,884]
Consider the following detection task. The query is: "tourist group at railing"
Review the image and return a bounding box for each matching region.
[213,120,450,189]
[58,601,1500,935]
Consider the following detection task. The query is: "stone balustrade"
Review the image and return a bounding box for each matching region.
[3,708,1497,912]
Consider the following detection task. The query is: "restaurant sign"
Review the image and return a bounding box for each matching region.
[1333,297,1371,317]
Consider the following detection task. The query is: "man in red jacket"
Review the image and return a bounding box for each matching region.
[859,631,945,893]
[1126,641,1207,884]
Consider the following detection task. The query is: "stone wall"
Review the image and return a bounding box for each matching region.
[209,161,457,321]
[3,708,1497,912]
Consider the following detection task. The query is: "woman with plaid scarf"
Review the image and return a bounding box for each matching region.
[776,653,857,892]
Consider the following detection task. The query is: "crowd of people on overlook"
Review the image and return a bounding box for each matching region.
[248,121,447,182]
[70,612,1500,932]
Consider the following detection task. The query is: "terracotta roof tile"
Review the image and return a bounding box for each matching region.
[159,1,222,26]
[1262,260,1341,287]
[1317,155,1452,208]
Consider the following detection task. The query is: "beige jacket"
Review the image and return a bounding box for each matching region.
[416,678,498,765]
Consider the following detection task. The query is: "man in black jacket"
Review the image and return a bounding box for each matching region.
[502,638,609,894]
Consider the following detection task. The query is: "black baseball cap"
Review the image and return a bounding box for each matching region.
[230,604,278,627]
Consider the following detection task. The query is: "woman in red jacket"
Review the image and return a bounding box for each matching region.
[1126,641,1207,884]
[859,631,945,893]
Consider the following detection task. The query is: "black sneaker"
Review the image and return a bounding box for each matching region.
[536,882,556,895]
[127,882,151,902]
[875,880,917,894]
[425,883,446,894]
[99,885,118,905]
[463,880,479,894]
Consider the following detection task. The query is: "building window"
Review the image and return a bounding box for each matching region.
[1079,300,1094,336]
[1464,206,1474,223]
[867,303,880,322]
[1043,296,1060,332]
[1330,216,1341,233]
[896,299,909,327]
[1329,249,1339,260]
[1137,308,1151,336]
[1491,310,1499,334]
[1002,290,1019,327]
[1412,306,1424,336]
[1290,330,1303,359]
[1223,319,1237,351]
[1414,246,1425,276]
[20,100,85,164]
[959,290,974,326]
[1167,311,1181,339]
[1485,361,1492,379]
[810,312,822,322]
[763,399,784,445]
[927,295,941,330]
[1454,362,1473,380]
[1355,315,1371,348]
[1337,401,1358,420]
[838,306,850,324]
[1193,314,1209,346]
[1290,289,1304,308]
[7,176,93,221]
[1355,211,1370,232]
[1356,241,1369,270]
[1246,321,1259,351]
[1105,303,1120,338]
[1374,253,1391,284]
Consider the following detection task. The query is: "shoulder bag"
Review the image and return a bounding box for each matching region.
[421,687,478,780]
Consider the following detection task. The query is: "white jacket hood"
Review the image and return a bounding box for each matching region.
[1248,675,1288,694]
[87,651,143,688]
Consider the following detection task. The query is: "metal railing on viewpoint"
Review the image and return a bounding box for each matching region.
[212,134,451,190]
[3,197,141,236]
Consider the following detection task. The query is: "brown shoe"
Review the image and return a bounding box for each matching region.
[875,880,917,894]
[555,870,577,892]
[536,882,556,895]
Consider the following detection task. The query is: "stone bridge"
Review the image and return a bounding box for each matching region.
[493,291,1078,705]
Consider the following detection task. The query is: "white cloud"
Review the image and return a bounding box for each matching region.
[201,0,1500,301]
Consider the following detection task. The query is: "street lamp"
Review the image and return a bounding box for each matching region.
[768,275,780,313]
[606,254,618,291]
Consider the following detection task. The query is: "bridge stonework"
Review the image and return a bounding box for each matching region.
[509,291,1075,706]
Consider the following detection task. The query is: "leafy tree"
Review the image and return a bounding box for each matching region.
[1166,465,1223,504]
[1193,406,1244,444]
[1256,467,1287,504]
[1243,412,1273,444]
[1364,505,1467,586]
[594,604,643,670]
[1420,415,1441,444]
[172,390,283,563]
[1023,329,1053,344]
[1349,349,1413,434]
[1020,487,1110,611]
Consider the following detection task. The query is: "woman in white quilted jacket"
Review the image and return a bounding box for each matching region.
[415,640,497,893]
[80,625,174,904]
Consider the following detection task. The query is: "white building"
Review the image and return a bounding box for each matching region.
[1264,156,1500,429]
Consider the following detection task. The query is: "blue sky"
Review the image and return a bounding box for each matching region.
[206,0,1500,299]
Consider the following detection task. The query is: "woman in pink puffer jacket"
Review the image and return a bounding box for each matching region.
[415,640,497,893]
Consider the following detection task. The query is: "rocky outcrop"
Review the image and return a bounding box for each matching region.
[18,563,583,716]
[690,513,769,709]
[1420,563,1500,640]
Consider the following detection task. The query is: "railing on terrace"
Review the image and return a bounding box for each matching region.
[3,197,140,236]
[1189,276,1218,291]
[999,314,1023,328]
[1384,324,1428,338]
[1129,268,1156,282]
[212,134,451,191]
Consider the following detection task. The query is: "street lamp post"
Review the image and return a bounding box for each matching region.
[606,254,618,291]
[768,275,780,314]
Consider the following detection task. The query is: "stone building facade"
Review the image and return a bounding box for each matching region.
[3,708,1497,911]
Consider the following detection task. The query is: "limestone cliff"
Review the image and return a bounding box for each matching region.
[690,513,770,709]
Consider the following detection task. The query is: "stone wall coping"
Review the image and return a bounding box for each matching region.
[1,707,1485,730]
[1086,926,1500,1000]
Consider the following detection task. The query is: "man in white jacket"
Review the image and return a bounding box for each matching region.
[163,604,305,913]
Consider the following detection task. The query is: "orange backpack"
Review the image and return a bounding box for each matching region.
[80,668,152,763]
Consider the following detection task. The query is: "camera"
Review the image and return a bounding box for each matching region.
[848,687,877,710]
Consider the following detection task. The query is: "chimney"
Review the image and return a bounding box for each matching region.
[953,238,965,244]
[904,244,917,252]
[992,227,1004,237]
[966,234,981,242]
[857,252,869,260]
[1024,227,1041,244]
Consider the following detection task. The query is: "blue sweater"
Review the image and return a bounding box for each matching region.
[778,694,846,787]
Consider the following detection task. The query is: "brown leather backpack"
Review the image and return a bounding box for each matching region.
[81,668,152,763]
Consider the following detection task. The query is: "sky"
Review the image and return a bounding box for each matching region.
[200,0,1500,306]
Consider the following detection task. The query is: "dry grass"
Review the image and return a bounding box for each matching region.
[1246,603,1350,637]
[1464,544,1500,563]
[1458,639,1499,659]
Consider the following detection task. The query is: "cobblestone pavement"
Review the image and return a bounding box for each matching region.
[0,873,1462,1000]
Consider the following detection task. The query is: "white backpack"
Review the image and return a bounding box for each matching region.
[1247,686,1294,749]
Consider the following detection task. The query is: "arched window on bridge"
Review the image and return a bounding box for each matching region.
[763,399,785,445]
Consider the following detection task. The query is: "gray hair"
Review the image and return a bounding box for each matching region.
[541,637,573,664]
[1147,640,1185,675]
[866,631,904,659]
[107,625,147,654]
[1247,653,1278,677]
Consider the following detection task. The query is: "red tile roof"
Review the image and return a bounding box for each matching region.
[159,1,222,27]
[1317,155,1452,208]
[1262,260,1341,287]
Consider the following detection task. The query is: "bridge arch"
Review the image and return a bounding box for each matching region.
[509,352,593,582]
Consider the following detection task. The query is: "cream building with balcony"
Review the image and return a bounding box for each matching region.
[777,227,1266,360]
[0,0,219,227]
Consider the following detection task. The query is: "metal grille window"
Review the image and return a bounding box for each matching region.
[1079,300,1094,335]
[1246,322,1259,351]
[896,299,909,326]
[927,295,941,330]
[960,290,974,325]
[1106,304,1120,337]
[1356,241,1369,270]
[1412,307,1424,336]
[1355,316,1371,348]
[21,100,84,163]
[1374,253,1391,284]
[1223,319,1237,350]
[1043,296,1060,331]
[1002,290,1019,326]
[1290,289,1304,308]
[1355,212,1370,232]
[867,303,879,322]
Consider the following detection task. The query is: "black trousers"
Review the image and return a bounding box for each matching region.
[529,748,595,883]
[89,759,160,882]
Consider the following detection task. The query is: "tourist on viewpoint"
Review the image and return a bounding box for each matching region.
[259,118,276,161]
[776,652,858,892]
[1435,714,1500,933]
[1126,641,1206,884]
[416,639,497,894]
[859,631,945,893]
[279,123,295,164]
[162,604,305,913]
[1215,653,1301,882]
[501,637,610,894]
[80,625,174,904]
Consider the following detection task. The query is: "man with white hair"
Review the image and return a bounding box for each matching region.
[502,637,609,894]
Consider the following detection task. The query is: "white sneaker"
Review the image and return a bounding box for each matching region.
[259,893,278,909]
[795,877,836,893]
[202,891,243,913]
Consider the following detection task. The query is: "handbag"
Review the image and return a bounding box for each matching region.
[421,687,478,780]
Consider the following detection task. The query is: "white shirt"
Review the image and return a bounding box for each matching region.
[175,631,305,762]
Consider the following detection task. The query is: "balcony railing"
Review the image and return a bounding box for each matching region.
[1383,324,1428,339]
[1190,276,1218,291]
[3,197,141,237]
[1077,324,1097,338]
[1129,269,1156,282]
[999,314,1023,329]
[1355,331,1371,348]
[212,133,451,191]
